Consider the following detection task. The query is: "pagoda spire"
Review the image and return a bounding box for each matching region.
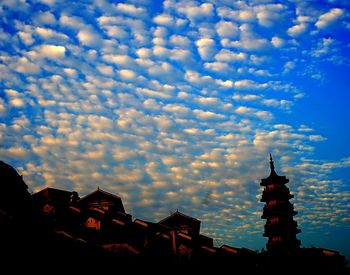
[269,153,276,176]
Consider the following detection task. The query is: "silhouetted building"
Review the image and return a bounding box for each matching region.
[0,160,348,273]
[0,160,31,218]
[77,187,126,213]
[157,210,215,261]
[158,210,201,237]
[260,155,301,254]
[32,187,72,214]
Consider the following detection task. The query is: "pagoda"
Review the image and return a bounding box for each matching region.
[260,155,301,254]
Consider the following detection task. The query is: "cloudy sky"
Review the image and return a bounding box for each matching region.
[1,0,350,259]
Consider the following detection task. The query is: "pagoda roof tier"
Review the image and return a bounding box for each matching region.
[263,224,301,237]
[267,238,301,251]
[265,218,299,228]
[260,155,289,186]
[261,189,294,202]
[262,202,297,213]
[263,200,294,210]
[262,208,298,219]
[260,175,289,186]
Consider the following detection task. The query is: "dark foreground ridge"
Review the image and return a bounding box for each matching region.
[0,160,348,274]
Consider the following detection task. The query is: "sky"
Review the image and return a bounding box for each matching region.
[1,0,350,260]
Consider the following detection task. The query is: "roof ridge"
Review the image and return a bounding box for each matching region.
[158,210,200,224]
[79,187,122,201]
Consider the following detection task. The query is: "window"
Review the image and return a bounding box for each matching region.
[271,236,282,242]
[85,217,101,230]
[269,217,279,224]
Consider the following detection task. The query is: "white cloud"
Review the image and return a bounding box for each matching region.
[261,98,293,110]
[153,37,166,47]
[298,125,314,132]
[309,135,327,142]
[311,37,334,57]
[7,146,29,159]
[232,93,261,101]
[0,98,6,116]
[136,48,152,58]
[217,7,255,22]
[193,109,225,120]
[97,65,114,76]
[152,45,167,57]
[235,106,252,115]
[83,147,105,160]
[9,98,25,107]
[102,54,134,67]
[136,87,171,100]
[38,0,55,6]
[315,8,345,29]
[154,14,174,26]
[77,28,102,47]
[183,128,199,135]
[5,89,26,108]
[113,146,139,161]
[163,104,191,115]
[249,55,268,65]
[18,31,34,45]
[177,2,214,23]
[196,38,216,60]
[14,56,40,74]
[222,24,270,51]
[38,44,66,58]
[215,49,247,62]
[35,11,56,25]
[104,25,128,39]
[271,36,285,48]
[216,79,234,88]
[143,99,161,111]
[283,61,295,74]
[86,115,113,130]
[169,48,192,62]
[255,4,286,27]
[116,3,146,17]
[170,35,191,47]
[197,96,218,106]
[97,15,118,26]
[35,27,68,40]
[119,69,136,80]
[204,62,229,72]
[161,156,181,166]
[154,27,167,40]
[147,61,178,80]
[63,68,77,77]
[59,14,85,29]
[185,70,213,85]
[154,115,173,131]
[234,79,267,90]
[287,23,307,37]
[216,21,239,38]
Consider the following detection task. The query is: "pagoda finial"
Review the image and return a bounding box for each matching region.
[269,153,276,175]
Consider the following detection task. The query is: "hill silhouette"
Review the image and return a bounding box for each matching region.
[0,160,348,274]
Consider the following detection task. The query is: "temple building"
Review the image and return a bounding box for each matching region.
[260,155,301,254]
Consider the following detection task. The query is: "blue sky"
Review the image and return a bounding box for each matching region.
[1,0,350,259]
